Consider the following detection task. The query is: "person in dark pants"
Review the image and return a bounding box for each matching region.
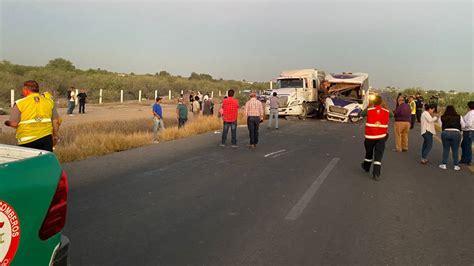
[244,92,264,148]
[420,104,438,164]
[408,96,416,129]
[77,89,87,114]
[360,95,392,180]
[415,93,424,123]
[460,101,473,165]
[220,89,239,147]
[176,98,188,128]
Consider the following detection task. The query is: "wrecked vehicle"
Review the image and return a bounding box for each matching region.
[323,72,370,123]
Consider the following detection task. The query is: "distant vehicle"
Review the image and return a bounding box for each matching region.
[0,145,69,265]
[268,69,326,119]
[323,72,370,123]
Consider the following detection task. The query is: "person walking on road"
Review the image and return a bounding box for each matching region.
[409,96,417,129]
[415,93,424,123]
[4,80,60,152]
[268,92,279,129]
[439,105,465,171]
[460,101,474,165]
[67,87,76,115]
[176,98,188,128]
[393,96,411,152]
[244,92,264,148]
[360,95,392,180]
[420,104,438,164]
[202,95,212,116]
[192,96,201,118]
[152,97,164,143]
[220,89,239,147]
[77,89,87,114]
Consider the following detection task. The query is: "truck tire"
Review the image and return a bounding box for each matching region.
[298,103,308,120]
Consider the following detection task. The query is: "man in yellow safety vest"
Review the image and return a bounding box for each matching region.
[4,80,60,152]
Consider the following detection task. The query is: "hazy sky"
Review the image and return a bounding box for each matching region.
[0,0,472,91]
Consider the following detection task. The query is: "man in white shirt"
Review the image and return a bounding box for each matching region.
[460,101,474,165]
[420,104,438,164]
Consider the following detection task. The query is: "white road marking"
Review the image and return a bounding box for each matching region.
[264,149,286,158]
[285,157,340,221]
[272,150,292,158]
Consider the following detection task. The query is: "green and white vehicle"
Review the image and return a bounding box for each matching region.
[0,144,69,265]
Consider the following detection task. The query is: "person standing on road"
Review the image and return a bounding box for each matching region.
[460,101,474,166]
[221,89,239,147]
[420,104,438,164]
[268,92,279,129]
[438,105,465,171]
[360,95,392,180]
[244,92,264,148]
[415,93,424,123]
[192,96,201,117]
[393,97,411,152]
[77,89,87,114]
[67,87,76,115]
[176,98,188,128]
[4,80,60,152]
[152,97,164,143]
[409,96,416,129]
[202,95,212,116]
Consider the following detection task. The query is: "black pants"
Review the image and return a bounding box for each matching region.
[362,135,388,176]
[416,108,422,122]
[19,134,53,152]
[79,101,86,113]
[178,118,187,128]
[247,116,260,145]
[410,114,416,129]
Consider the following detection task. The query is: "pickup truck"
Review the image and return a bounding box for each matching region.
[0,144,69,265]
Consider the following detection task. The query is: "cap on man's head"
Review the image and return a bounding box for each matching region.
[23,80,39,92]
[156,97,162,102]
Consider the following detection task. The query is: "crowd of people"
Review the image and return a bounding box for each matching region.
[362,93,473,180]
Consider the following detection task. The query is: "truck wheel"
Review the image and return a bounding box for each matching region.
[298,103,308,120]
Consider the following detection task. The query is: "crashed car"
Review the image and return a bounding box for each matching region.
[323,72,370,123]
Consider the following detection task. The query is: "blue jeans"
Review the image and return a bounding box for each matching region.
[153,118,164,140]
[421,132,433,160]
[460,131,472,164]
[268,109,279,129]
[67,101,75,114]
[441,131,461,165]
[222,121,237,145]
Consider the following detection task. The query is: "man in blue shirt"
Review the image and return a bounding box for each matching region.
[152,97,164,143]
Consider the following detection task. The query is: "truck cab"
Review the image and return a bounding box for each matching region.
[268,69,326,119]
[0,145,69,265]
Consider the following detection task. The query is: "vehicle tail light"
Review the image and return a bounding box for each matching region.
[39,170,68,240]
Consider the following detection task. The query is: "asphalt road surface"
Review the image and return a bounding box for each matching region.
[64,117,473,265]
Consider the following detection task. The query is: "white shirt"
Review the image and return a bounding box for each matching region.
[463,110,474,131]
[420,111,437,135]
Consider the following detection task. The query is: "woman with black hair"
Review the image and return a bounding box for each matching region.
[439,105,465,171]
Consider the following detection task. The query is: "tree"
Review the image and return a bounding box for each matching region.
[158,70,171,77]
[45,58,75,71]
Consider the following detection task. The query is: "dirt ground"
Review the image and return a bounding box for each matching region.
[0,102,199,134]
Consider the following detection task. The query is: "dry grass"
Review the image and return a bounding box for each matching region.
[0,113,248,163]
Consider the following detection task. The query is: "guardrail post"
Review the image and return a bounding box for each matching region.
[154,90,157,100]
[180,90,183,96]
[120,90,123,103]
[219,90,221,97]
[211,91,214,98]
[270,81,273,90]
[75,89,79,105]
[138,90,142,102]
[99,89,103,104]
[168,90,171,100]
[10,90,14,107]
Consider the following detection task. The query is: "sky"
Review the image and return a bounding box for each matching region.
[0,0,472,91]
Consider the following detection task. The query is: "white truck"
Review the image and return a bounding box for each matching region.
[268,69,326,119]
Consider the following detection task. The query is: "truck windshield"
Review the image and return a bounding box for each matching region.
[278,78,303,88]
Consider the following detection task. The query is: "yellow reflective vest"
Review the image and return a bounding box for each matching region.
[409,101,416,115]
[15,93,54,144]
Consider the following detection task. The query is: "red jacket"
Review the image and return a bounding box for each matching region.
[222,97,239,122]
[365,105,390,139]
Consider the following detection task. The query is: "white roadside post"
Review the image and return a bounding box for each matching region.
[99,89,103,104]
[154,90,157,100]
[75,89,79,105]
[219,90,221,97]
[270,81,273,90]
[120,90,124,103]
[10,90,14,107]
[180,90,183,95]
[211,91,214,98]
[168,90,171,100]
[138,90,142,102]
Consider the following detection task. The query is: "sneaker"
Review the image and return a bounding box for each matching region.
[438,164,447,170]
[220,144,225,147]
[231,145,238,148]
[361,163,370,173]
[402,149,408,152]
[372,173,381,181]
[153,140,159,144]
[420,159,428,164]
[454,165,461,171]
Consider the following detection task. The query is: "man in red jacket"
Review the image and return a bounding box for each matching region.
[361,95,393,180]
[220,89,239,148]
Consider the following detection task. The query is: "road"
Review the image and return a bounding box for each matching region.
[63,117,473,265]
